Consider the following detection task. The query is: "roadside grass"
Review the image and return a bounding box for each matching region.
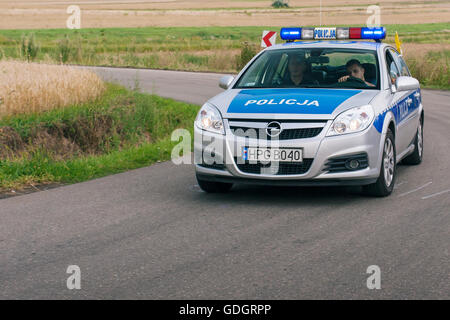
[0,24,449,88]
[406,49,450,90]
[0,138,178,189]
[0,83,199,190]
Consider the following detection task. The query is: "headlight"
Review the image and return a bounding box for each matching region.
[195,103,224,135]
[326,105,375,136]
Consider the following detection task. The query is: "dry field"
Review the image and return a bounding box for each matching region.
[0,61,105,116]
[0,0,449,29]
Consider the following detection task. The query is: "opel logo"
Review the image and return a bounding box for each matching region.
[266,121,282,137]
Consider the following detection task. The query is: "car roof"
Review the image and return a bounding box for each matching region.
[267,40,389,51]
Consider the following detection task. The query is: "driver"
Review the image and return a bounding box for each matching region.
[338,59,375,87]
[282,53,317,86]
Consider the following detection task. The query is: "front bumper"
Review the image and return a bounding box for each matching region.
[194,120,384,186]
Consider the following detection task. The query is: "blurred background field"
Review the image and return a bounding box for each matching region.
[0,23,449,88]
[0,0,449,29]
[0,1,449,88]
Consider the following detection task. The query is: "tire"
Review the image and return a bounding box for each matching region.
[196,174,233,193]
[402,117,423,165]
[364,129,396,197]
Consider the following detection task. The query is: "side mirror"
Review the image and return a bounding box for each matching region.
[219,75,234,90]
[395,76,420,92]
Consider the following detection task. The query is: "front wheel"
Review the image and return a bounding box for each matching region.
[402,118,423,165]
[364,129,396,197]
[196,174,233,193]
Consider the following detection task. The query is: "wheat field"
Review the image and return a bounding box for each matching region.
[0,61,105,116]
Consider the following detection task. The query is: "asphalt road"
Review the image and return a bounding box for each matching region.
[82,66,227,105]
[0,67,449,299]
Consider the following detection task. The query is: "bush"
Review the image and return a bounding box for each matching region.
[20,34,39,62]
[236,42,257,71]
[56,35,83,64]
[272,0,289,8]
[406,50,450,89]
[57,35,71,63]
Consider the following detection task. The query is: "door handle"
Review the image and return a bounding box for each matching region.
[414,92,420,99]
[406,98,412,105]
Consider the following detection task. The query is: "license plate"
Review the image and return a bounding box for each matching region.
[314,27,336,40]
[243,147,303,162]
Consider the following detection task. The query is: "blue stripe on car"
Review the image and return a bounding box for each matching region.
[373,89,420,133]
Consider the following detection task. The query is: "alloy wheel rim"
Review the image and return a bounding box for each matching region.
[383,138,395,187]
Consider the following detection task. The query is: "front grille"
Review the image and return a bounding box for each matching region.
[235,158,314,175]
[230,127,323,140]
[198,162,226,170]
[323,153,369,173]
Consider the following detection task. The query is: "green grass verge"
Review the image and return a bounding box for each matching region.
[1,23,448,51]
[0,138,177,188]
[0,84,199,190]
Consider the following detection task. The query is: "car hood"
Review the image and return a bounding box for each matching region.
[208,88,379,120]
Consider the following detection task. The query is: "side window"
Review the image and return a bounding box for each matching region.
[386,51,400,85]
[389,48,410,77]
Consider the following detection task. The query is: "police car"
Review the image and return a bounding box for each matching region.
[194,27,424,196]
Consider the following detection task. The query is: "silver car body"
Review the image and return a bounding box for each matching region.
[194,41,423,186]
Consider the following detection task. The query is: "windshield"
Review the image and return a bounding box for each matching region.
[234,48,380,90]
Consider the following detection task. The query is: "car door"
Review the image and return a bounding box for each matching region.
[389,48,421,150]
[385,49,415,155]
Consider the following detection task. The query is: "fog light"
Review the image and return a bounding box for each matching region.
[346,159,360,170]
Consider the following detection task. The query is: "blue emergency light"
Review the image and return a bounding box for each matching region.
[280,27,386,42]
[280,28,302,41]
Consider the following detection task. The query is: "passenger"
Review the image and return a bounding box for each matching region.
[338,59,375,87]
[282,54,317,86]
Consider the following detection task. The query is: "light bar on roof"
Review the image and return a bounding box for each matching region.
[349,27,362,39]
[280,28,302,41]
[280,26,386,41]
[301,28,315,40]
[336,28,350,39]
[361,27,386,40]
